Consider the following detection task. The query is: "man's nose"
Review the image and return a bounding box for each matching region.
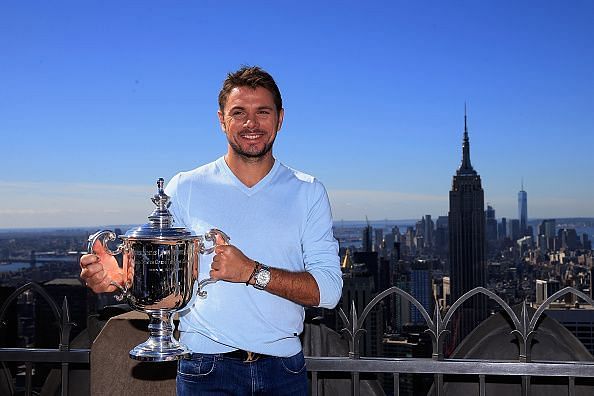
[244,116,259,129]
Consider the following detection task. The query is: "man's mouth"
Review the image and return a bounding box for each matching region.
[240,130,265,140]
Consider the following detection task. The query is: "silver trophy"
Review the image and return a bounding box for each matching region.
[87,178,229,361]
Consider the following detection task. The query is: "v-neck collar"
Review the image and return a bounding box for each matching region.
[216,156,280,196]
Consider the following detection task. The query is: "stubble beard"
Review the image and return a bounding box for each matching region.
[228,129,276,161]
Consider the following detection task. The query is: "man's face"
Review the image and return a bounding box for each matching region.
[218,86,284,160]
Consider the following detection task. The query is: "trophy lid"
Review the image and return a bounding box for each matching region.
[122,178,198,240]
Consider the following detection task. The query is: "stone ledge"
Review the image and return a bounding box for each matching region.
[91,311,176,396]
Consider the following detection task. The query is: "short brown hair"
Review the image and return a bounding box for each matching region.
[218,66,283,114]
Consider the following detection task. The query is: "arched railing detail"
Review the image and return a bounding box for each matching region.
[439,287,522,360]
[530,287,594,331]
[0,282,74,350]
[337,285,594,362]
[338,301,361,358]
[338,286,435,358]
[360,286,435,330]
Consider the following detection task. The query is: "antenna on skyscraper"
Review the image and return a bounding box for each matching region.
[464,102,468,136]
[459,101,474,173]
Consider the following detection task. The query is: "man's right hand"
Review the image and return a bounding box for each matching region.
[80,239,125,293]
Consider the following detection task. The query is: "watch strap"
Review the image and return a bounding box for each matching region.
[253,264,271,290]
[246,261,260,286]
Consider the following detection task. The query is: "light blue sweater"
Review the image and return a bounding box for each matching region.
[165,156,342,357]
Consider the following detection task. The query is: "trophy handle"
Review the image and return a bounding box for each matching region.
[201,228,230,254]
[197,228,231,298]
[87,230,128,300]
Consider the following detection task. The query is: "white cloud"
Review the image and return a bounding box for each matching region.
[0,181,154,228]
[328,189,449,220]
[1,181,591,228]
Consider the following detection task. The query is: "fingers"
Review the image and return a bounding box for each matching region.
[82,266,121,293]
[89,271,108,289]
[80,262,102,280]
[80,254,99,268]
[215,233,228,246]
[89,265,110,284]
[209,246,255,283]
[93,276,118,293]
[213,243,238,255]
[210,259,221,280]
[80,254,122,293]
[214,244,227,255]
[92,238,107,255]
[81,262,106,284]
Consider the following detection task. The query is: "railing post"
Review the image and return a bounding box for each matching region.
[435,373,443,396]
[568,376,575,396]
[0,283,81,396]
[61,361,69,396]
[522,375,530,396]
[25,361,33,396]
[311,370,318,396]
[479,374,486,396]
[60,297,72,396]
[393,373,399,396]
[352,371,360,396]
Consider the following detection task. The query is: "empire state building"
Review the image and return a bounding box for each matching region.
[448,110,487,348]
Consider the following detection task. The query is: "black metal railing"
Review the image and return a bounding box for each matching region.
[2,282,594,395]
[0,282,90,396]
[305,355,594,395]
[307,285,594,395]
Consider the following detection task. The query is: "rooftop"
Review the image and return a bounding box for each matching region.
[2,282,594,395]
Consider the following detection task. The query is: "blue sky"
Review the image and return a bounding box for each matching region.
[2,1,593,228]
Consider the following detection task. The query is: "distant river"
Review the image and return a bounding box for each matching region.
[0,262,32,272]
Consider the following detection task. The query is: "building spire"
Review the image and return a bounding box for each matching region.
[464,102,468,140]
[458,103,476,175]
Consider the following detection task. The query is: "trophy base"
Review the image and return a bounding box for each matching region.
[128,309,191,362]
[129,338,192,362]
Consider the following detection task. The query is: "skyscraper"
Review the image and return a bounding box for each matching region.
[410,259,434,324]
[538,219,557,251]
[518,181,528,236]
[374,228,384,254]
[362,219,373,253]
[498,217,507,240]
[424,215,434,248]
[448,109,487,349]
[434,216,448,254]
[509,219,520,241]
[485,205,497,242]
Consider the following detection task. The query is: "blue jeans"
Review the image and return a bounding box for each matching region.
[176,351,308,395]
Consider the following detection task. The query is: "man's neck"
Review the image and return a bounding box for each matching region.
[224,150,275,188]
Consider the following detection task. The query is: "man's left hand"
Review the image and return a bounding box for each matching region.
[210,240,255,284]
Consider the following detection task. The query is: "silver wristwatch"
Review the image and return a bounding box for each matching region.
[253,264,271,290]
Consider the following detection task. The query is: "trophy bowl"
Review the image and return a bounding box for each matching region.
[87,178,229,362]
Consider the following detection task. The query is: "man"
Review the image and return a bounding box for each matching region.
[80,66,343,395]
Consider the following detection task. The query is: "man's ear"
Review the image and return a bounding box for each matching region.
[217,109,226,132]
[276,108,285,132]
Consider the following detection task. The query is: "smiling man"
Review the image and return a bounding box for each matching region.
[80,66,343,395]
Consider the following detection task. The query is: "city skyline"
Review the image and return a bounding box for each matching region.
[448,111,488,345]
[2,2,594,228]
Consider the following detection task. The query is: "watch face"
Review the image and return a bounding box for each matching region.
[256,268,271,288]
